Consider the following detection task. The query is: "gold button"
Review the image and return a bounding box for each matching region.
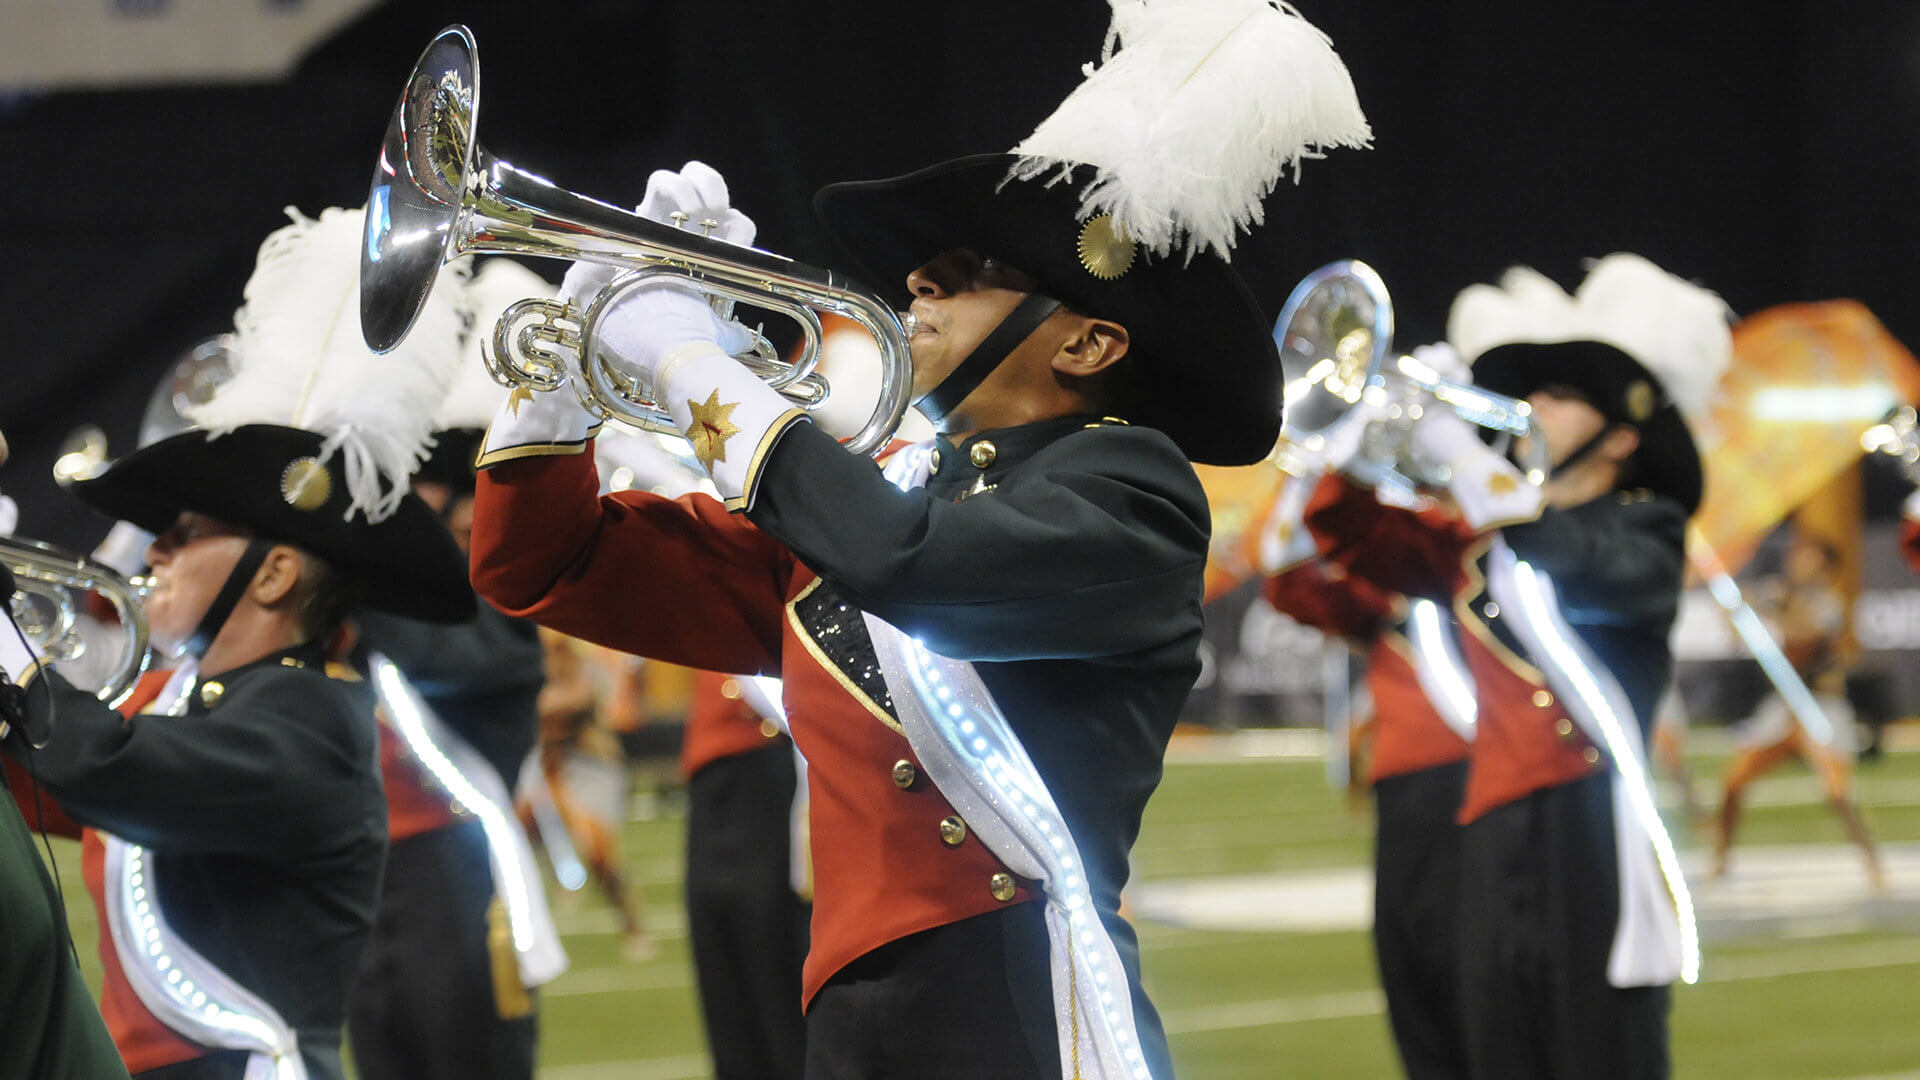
[198,681,225,708]
[719,678,742,700]
[1582,747,1602,766]
[929,450,942,474]
[990,872,1017,902]
[1483,602,1501,619]
[1532,690,1554,709]
[758,719,781,739]
[278,656,305,668]
[892,759,917,790]
[969,440,997,468]
[1554,717,1575,739]
[939,816,968,846]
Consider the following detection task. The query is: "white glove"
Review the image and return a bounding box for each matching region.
[1413,409,1544,530]
[637,161,756,247]
[475,377,601,468]
[1903,487,1920,523]
[0,616,44,689]
[1409,341,1469,385]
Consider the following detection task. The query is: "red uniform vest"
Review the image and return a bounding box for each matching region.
[1304,478,1602,822]
[472,454,1036,1006]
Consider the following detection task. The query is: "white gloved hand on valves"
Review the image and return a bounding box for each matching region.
[1413,408,1544,532]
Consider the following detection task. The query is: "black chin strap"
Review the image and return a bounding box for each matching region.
[181,538,274,660]
[916,293,1064,424]
[1546,424,1619,483]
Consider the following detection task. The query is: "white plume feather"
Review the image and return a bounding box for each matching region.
[187,206,471,523]
[1571,253,1732,423]
[1446,266,1581,362]
[437,258,557,431]
[1009,0,1371,262]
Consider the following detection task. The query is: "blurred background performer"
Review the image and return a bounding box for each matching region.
[1710,530,1884,890]
[0,204,474,1080]
[0,428,134,1080]
[346,257,567,1080]
[459,4,1371,1077]
[1310,255,1728,1080]
[1262,416,1512,1080]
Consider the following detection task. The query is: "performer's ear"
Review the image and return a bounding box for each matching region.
[1051,316,1130,378]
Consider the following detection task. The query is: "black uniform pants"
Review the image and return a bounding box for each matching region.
[1372,760,1471,1080]
[1456,774,1670,1080]
[802,904,1063,1080]
[346,821,537,1080]
[685,741,811,1080]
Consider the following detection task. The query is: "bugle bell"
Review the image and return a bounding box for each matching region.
[1271,259,1548,494]
[361,24,912,457]
[2,535,153,709]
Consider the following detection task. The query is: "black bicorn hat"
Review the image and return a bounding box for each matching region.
[1450,255,1732,516]
[815,2,1372,467]
[75,425,474,623]
[817,155,1288,466]
[1472,340,1706,513]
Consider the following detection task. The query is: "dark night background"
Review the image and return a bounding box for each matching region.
[3,0,1916,550]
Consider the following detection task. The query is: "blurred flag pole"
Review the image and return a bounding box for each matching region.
[1687,525,1836,746]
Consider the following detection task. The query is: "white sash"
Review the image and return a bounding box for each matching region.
[103,664,305,1080]
[1482,538,1698,987]
[870,442,1157,1080]
[1405,598,1478,743]
[368,655,568,986]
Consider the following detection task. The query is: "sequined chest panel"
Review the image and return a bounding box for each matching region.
[787,577,902,734]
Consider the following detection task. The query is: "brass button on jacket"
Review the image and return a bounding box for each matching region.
[969,440,997,469]
[1582,746,1603,766]
[929,449,942,474]
[989,872,1017,902]
[758,718,781,739]
[198,680,226,708]
[1532,689,1554,709]
[891,759,917,790]
[1554,717,1576,739]
[939,816,968,846]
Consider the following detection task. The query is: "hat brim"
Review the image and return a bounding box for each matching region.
[1473,341,1704,513]
[75,426,476,623]
[815,154,1282,466]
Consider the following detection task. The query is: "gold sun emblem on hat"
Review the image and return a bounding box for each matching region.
[280,457,332,511]
[1077,214,1137,281]
[1624,379,1658,423]
[686,390,743,471]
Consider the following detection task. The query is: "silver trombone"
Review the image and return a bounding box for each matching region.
[3,536,153,709]
[360,24,913,457]
[1272,259,1548,494]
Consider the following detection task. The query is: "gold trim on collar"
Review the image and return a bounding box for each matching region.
[783,577,904,736]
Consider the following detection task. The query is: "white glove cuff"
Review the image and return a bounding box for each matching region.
[659,344,810,512]
[475,385,603,470]
[1448,452,1546,532]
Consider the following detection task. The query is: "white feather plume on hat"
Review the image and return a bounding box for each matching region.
[1571,253,1732,424]
[186,205,471,524]
[1446,266,1582,362]
[437,257,557,431]
[1008,0,1371,262]
[1446,255,1732,424]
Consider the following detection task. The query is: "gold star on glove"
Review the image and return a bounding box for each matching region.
[686,389,743,471]
[506,386,534,417]
[1486,472,1519,496]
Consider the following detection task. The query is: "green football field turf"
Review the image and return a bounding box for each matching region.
[37,737,1920,1078]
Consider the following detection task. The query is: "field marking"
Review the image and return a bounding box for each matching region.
[538,1053,710,1080]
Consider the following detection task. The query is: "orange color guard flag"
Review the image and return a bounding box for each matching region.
[1692,300,1920,574]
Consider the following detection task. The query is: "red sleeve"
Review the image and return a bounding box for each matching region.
[1262,561,1399,641]
[1305,475,1476,599]
[1903,516,1920,576]
[470,450,793,677]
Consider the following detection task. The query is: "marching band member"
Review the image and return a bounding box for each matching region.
[0,428,134,1080]
[1262,466,1482,1080]
[346,257,568,1080]
[1309,255,1728,1080]
[0,206,473,1080]
[465,4,1370,1076]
